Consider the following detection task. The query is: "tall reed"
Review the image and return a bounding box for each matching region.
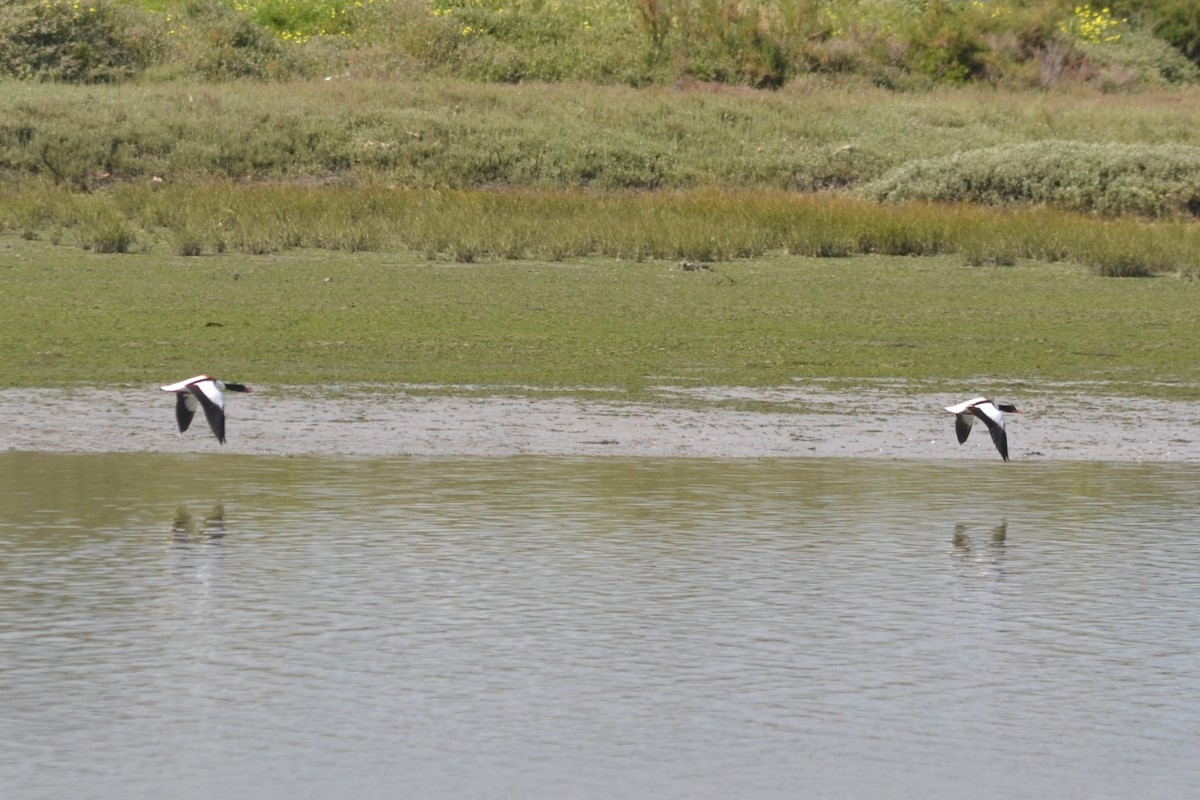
[3,182,1197,277]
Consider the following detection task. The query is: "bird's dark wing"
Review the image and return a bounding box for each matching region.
[190,385,227,444]
[175,392,196,433]
[954,413,974,444]
[987,424,1009,462]
[971,406,1009,461]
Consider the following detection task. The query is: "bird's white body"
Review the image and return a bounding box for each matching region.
[945,397,1019,461]
[161,375,251,444]
[161,375,228,408]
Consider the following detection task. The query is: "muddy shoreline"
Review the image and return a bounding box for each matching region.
[2,384,1198,462]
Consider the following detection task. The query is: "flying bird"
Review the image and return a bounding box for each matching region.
[161,375,252,444]
[945,397,1020,461]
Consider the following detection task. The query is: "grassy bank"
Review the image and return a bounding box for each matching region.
[4,4,1199,402]
[4,184,1197,277]
[3,235,1198,396]
[2,81,1199,281]
[4,80,1200,198]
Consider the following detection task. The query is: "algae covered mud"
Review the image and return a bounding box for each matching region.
[5,240,1200,393]
[3,382,1198,462]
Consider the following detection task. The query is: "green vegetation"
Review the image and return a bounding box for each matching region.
[2,80,1197,278]
[2,0,1199,400]
[0,0,1198,88]
[4,183,1198,277]
[864,141,1200,217]
[2,79,1199,207]
[7,79,1200,193]
[3,236,1198,395]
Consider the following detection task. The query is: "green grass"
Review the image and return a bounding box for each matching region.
[3,234,1198,396]
[4,183,1197,277]
[3,79,1199,212]
[3,76,1197,398]
[5,0,1199,88]
[864,140,1200,217]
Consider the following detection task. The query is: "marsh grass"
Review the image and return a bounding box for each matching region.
[4,80,1200,196]
[75,206,138,253]
[4,4,1198,401]
[2,81,1198,277]
[3,182,1198,277]
[3,234,1199,395]
[864,140,1200,217]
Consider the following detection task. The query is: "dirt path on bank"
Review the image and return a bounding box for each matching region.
[2,384,1198,462]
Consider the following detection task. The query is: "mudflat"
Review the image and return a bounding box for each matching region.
[3,384,1197,462]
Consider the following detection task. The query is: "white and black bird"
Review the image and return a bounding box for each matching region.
[945,397,1021,461]
[161,375,252,444]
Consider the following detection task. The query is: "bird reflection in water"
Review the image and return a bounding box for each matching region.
[951,519,1008,578]
[171,504,227,545]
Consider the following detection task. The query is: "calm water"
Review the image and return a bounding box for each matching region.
[2,452,1199,800]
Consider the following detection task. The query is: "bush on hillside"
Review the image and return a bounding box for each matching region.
[0,0,161,83]
[657,0,793,88]
[863,141,1200,218]
[1153,0,1200,65]
[414,0,658,84]
[1108,0,1200,66]
[1080,28,1200,89]
[0,0,1196,90]
[412,0,1178,90]
[157,0,306,80]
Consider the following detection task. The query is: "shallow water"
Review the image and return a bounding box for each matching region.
[5,383,1200,460]
[2,452,1199,799]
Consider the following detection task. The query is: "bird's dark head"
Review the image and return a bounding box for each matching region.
[225,383,252,393]
[998,403,1020,414]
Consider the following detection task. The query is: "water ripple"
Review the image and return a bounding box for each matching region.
[2,454,1200,799]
